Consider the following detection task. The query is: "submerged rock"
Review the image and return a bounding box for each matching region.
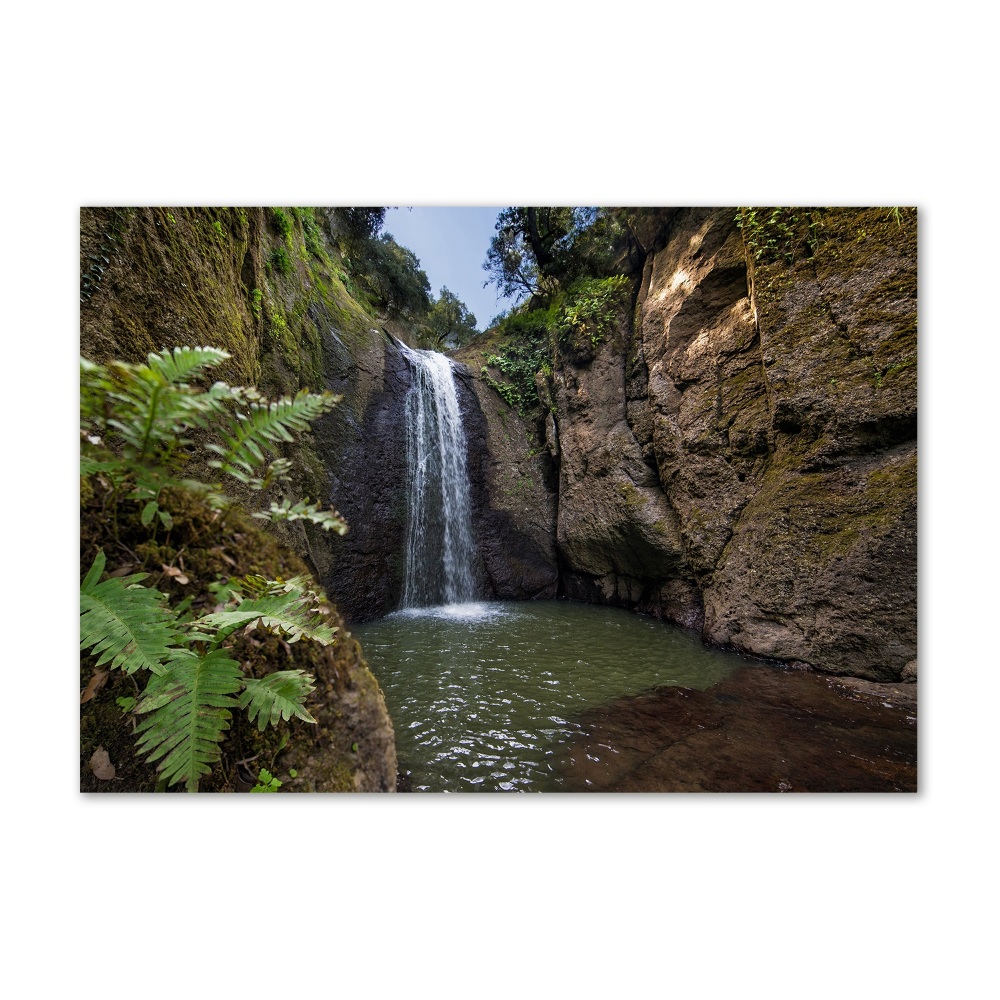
[559,665,917,792]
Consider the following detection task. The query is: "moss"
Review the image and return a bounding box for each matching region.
[745,445,916,564]
[616,481,648,509]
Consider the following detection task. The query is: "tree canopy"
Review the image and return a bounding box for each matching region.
[419,286,478,350]
[482,207,642,303]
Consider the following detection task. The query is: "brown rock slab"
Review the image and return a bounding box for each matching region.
[558,664,916,792]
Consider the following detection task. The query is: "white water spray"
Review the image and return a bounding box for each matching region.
[400,344,478,608]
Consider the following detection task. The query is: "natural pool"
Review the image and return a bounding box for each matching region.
[353,599,751,792]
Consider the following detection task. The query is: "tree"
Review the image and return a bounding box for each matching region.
[420,286,478,350]
[482,207,641,302]
[482,207,580,301]
[330,207,386,249]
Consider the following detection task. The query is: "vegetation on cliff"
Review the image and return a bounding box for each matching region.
[79,207,404,792]
[471,207,642,416]
[80,344,351,790]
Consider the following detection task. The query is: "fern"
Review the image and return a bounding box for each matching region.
[145,345,231,385]
[80,550,183,675]
[80,343,345,791]
[205,389,339,485]
[194,586,339,648]
[81,555,330,790]
[81,349,344,529]
[240,671,317,730]
[253,497,348,534]
[134,649,244,791]
[102,347,234,464]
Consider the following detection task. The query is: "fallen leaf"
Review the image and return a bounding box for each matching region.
[161,565,189,585]
[81,669,110,704]
[108,564,136,578]
[90,747,115,780]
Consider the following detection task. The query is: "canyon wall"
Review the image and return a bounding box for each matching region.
[79,206,400,790]
[537,207,917,681]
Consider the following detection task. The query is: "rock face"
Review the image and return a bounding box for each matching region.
[540,207,917,681]
[79,206,400,791]
[458,366,560,601]
[309,328,412,620]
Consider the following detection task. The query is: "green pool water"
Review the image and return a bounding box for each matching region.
[353,599,749,792]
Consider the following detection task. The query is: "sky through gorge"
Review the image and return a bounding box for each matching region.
[384,206,518,332]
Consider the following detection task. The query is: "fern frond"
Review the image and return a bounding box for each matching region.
[80,550,183,675]
[239,670,317,730]
[134,649,244,791]
[253,497,348,534]
[193,586,338,648]
[103,350,234,464]
[145,345,231,385]
[205,390,339,484]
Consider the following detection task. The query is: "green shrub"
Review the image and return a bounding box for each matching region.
[269,245,294,275]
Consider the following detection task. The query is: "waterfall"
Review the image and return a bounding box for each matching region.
[399,344,478,608]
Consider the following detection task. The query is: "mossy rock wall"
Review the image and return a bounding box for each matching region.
[80,206,402,789]
[537,206,916,680]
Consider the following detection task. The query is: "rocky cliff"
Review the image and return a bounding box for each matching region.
[529,207,917,681]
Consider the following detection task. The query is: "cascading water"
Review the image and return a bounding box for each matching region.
[399,344,478,608]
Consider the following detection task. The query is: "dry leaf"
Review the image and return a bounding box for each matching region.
[108,564,136,578]
[81,669,110,705]
[90,747,115,780]
[161,565,189,585]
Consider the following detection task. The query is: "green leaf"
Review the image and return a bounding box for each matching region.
[206,389,339,485]
[193,587,338,647]
[239,670,317,730]
[141,500,158,526]
[253,497,348,534]
[80,551,183,675]
[134,649,244,791]
[250,768,281,792]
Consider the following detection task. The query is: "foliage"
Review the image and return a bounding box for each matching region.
[80,554,185,675]
[735,207,823,265]
[269,245,294,276]
[80,345,351,791]
[479,276,630,411]
[482,336,552,413]
[354,233,431,318]
[81,549,337,791]
[418,286,478,350]
[552,275,631,349]
[80,345,345,533]
[329,208,431,319]
[251,768,282,792]
[271,208,294,246]
[293,207,327,258]
[483,207,581,300]
[331,207,386,249]
[483,207,640,301]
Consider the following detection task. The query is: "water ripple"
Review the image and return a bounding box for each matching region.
[356,599,746,792]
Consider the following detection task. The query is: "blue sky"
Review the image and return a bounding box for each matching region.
[383,207,518,331]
